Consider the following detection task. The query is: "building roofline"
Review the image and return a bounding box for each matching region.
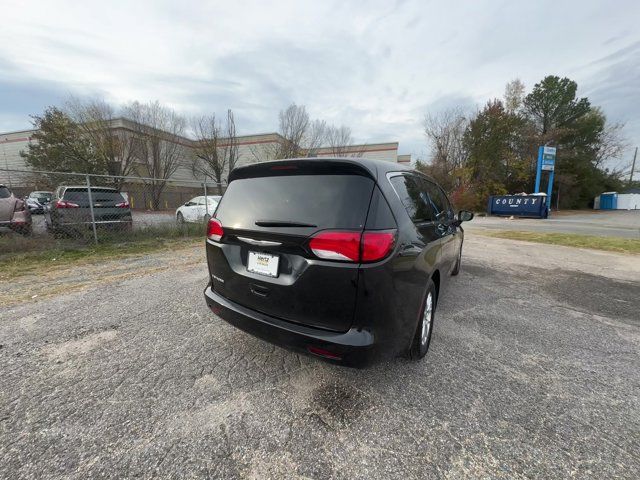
[0,128,37,137]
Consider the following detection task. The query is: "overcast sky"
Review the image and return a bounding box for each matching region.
[1,0,638,166]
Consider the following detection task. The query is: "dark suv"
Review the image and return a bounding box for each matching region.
[46,186,132,235]
[204,158,473,366]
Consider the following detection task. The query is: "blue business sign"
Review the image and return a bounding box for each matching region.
[541,146,556,171]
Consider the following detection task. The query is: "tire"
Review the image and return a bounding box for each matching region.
[409,279,437,360]
[451,243,462,276]
[177,212,185,224]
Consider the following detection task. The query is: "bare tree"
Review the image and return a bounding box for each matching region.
[324,125,365,157]
[594,118,628,169]
[304,119,328,156]
[504,79,526,113]
[65,96,140,187]
[221,109,239,176]
[123,101,186,210]
[252,103,365,160]
[191,114,223,189]
[424,109,468,167]
[191,109,239,193]
[255,104,329,160]
[277,103,309,158]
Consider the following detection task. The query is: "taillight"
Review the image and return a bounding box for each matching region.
[309,230,396,263]
[207,218,224,241]
[309,231,361,262]
[362,231,396,262]
[55,200,80,208]
[115,201,129,208]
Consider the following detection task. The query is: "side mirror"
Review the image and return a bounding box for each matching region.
[457,210,474,222]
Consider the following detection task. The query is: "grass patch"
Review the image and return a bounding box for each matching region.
[481,230,640,255]
[0,223,205,281]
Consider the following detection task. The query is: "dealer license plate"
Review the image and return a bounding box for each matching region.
[247,251,279,277]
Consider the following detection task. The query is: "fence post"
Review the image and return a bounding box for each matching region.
[203,179,209,218]
[85,174,99,245]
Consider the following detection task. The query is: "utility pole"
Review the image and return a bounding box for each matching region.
[630,146,637,185]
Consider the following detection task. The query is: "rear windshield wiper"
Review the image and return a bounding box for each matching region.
[255,220,317,228]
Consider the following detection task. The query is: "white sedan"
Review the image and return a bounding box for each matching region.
[175,195,221,224]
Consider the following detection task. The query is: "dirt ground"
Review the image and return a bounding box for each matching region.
[1,233,638,479]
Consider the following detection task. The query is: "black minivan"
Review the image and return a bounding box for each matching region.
[204,158,473,366]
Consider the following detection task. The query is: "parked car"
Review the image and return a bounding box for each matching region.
[46,186,132,235]
[176,195,221,224]
[203,158,473,366]
[0,184,32,235]
[25,191,53,214]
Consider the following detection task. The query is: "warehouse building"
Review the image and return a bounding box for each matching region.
[0,119,405,187]
[0,119,409,209]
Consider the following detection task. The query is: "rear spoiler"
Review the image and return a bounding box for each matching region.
[228,158,378,183]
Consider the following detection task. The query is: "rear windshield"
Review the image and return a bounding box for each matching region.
[63,188,125,204]
[30,192,52,199]
[216,174,374,230]
[0,186,11,199]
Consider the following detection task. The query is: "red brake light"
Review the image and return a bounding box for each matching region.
[270,165,298,171]
[362,231,396,262]
[309,229,397,263]
[207,218,224,241]
[115,201,129,208]
[309,231,361,262]
[55,200,80,208]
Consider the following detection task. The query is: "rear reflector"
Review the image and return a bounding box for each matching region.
[307,346,342,360]
[115,201,130,208]
[207,218,224,241]
[309,229,396,263]
[309,231,361,262]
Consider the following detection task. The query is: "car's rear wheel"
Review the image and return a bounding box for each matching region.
[177,212,185,224]
[409,279,437,360]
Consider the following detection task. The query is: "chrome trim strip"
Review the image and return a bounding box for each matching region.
[237,236,282,246]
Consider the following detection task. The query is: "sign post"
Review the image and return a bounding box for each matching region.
[534,146,556,216]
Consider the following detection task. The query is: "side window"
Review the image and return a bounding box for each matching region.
[421,180,453,220]
[389,175,435,223]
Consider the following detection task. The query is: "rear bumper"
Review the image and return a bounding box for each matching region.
[204,285,377,367]
[52,219,132,230]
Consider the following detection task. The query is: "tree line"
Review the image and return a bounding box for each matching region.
[417,75,629,210]
[20,99,363,207]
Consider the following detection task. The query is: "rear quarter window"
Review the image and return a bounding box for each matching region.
[389,174,436,223]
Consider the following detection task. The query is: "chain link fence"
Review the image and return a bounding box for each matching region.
[0,168,225,250]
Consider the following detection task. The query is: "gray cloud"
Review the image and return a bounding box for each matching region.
[0,0,638,160]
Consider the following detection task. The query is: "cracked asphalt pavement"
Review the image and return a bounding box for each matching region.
[1,234,639,479]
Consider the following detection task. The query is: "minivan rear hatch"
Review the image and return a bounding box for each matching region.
[62,188,130,223]
[207,160,375,332]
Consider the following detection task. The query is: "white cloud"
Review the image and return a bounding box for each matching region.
[1,0,639,162]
